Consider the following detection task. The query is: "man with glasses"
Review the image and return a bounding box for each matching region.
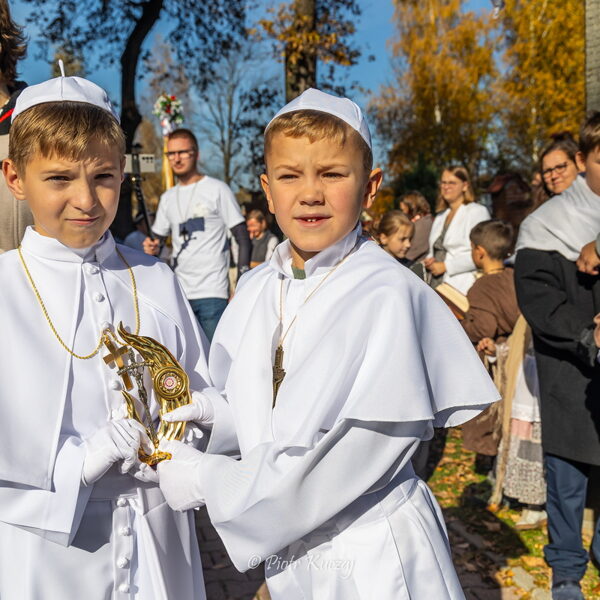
[143,128,251,341]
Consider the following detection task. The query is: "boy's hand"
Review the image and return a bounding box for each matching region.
[82,419,154,485]
[143,237,160,256]
[576,241,600,275]
[423,257,434,268]
[129,461,159,484]
[425,260,446,276]
[162,390,215,425]
[477,337,496,356]
[157,440,205,511]
[594,314,600,348]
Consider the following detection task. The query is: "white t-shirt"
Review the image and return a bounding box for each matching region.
[152,176,244,299]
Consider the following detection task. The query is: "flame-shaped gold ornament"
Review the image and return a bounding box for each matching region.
[102,323,191,466]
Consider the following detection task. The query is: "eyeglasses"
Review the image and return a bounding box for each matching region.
[165,149,196,160]
[542,162,570,179]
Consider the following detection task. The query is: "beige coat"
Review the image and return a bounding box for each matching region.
[0,135,32,253]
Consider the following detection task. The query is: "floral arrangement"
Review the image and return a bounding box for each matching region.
[153,93,184,136]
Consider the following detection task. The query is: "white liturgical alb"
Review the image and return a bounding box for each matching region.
[0,228,210,600]
[192,226,499,599]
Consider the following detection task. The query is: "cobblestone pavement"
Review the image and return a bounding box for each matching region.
[196,507,270,600]
[196,506,552,600]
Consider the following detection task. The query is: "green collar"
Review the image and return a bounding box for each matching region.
[291,265,306,280]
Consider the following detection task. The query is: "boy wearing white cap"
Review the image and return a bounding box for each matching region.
[158,89,499,598]
[0,75,214,599]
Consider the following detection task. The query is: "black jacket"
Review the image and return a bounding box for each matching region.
[515,248,600,465]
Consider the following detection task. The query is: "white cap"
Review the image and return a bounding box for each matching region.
[12,75,119,123]
[266,88,371,149]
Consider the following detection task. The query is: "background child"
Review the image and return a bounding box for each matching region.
[461,220,520,462]
[460,220,546,529]
[462,219,520,345]
[0,75,212,599]
[246,208,279,267]
[399,190,433,263]
[376,209,414,264]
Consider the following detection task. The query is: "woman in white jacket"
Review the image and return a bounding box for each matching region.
[424,166,490,295]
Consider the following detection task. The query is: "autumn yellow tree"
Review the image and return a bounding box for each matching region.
[497,0,584,168]
[370,0,496,181]
[258,0,361,101]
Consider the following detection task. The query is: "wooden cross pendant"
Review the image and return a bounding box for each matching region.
[103,337,133,391]
[272,344,286,407]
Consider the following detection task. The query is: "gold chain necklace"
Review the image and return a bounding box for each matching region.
[18,245,140,360]
[272,239,360,407]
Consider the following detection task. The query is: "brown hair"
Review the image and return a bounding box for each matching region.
[246,209,266,223]
[539,132,578,168]
[9,102,125,175]
[399,191,431,219]
[436,166,475,212]
[0,0,27,86]
[376,210,414,240]
[264,110,373,174]
[469,219,514,260]
[167,127,198,151]
[579,112,600,157]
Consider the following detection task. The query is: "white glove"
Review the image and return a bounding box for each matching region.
[162,390,215,425]
[157,440,205,511]
[129,461,159,484]
[82,419,154,486]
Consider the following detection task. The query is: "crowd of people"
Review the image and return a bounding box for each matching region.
[1,1,600,599]
[369,121,600,600]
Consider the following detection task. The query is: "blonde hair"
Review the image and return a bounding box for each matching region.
[264,109,373,174]
[376,210,414,240]
[9,101,125,175]
[436,166,475,212]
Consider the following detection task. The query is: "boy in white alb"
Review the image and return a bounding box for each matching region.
[0,76,221,599]
[158,89,499,599]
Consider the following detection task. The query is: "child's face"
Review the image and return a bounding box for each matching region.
[261,132,382,267]
[246,218,265,239]
[3,142,124,248]
[380,225,412,259]
[578,147,600,196]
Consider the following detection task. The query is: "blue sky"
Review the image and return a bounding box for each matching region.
[11,0,492,110]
